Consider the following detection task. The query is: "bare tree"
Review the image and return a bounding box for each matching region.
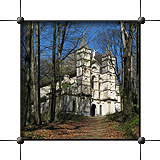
[94,21,139,114]
[50,21,57,122]
[121,21,133,115]
[22,21,108,124]
[34,21,41,124]
[134,21,140,112]
[22,21,31,127]
[30,21,39,124]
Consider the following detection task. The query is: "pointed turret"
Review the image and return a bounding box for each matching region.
[79,33,89,49]
[105,44,111,56]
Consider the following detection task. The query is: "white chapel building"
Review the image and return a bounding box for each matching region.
[40,35,121,116]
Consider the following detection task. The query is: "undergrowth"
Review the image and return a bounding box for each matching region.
[105,111,139,139]
[57,112,84,123]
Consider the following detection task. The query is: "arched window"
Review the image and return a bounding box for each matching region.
[73,100,76,112]
[91,79,94,89]
[99,78,102,90]
[110,74,112,80]
[91,76,95,89]
[92,66,97,72]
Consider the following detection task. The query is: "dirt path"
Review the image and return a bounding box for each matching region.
[22,116,128,139]
[70,117,127,139]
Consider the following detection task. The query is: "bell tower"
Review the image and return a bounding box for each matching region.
[76,34,91,95]
[76,34,91,115]
[101,44,116,100]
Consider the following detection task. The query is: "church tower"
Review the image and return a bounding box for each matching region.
[76,34,91,115]
[40,37,121,116]
[101,44,117,114]
[101,44,116,99]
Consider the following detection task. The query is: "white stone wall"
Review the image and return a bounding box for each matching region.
[116,103,121,112]
[40,85,51,99]
[39,45,121,117]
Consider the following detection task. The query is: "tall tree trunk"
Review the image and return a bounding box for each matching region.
[130,51,134,109]
[50,22,57,122]
[27,21,34,124]
[52,21,61,122]
[35,21,41,124]
[136,22,140,111]
[58,22,61,111]
[127,21,133,111]
[54,22,68,121]
[22,21,31,127]
[121,21,133,115]
[121,21,128,115]
[31,21,37,124]
[120,45,124,111]
[123,57,129,115]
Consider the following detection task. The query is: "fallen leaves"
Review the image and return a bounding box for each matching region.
[22,116,136,140]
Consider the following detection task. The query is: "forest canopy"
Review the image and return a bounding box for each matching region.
[21,21,140,127]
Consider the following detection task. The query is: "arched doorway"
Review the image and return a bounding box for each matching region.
[100,105,102,116]
[91,104,96,116]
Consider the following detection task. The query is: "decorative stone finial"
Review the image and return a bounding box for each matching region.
[92,49,98,60]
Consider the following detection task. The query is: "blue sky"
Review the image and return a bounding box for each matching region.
[21,21,138,71]
[38,21,122,60]
[21,21,105,57]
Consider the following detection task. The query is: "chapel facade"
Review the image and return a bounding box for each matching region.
[40,35,121,116]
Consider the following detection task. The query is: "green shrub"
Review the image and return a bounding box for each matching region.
[105,110,139,139]
[57,111,84,122]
